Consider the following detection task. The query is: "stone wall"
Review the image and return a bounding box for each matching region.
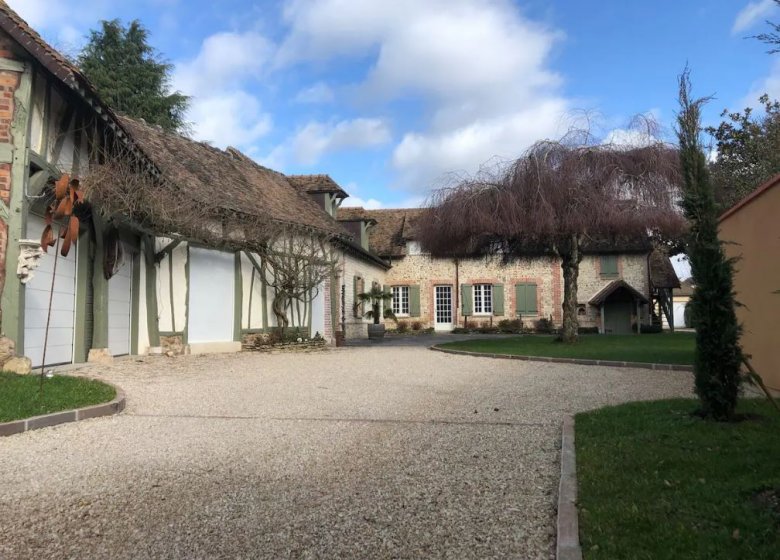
[383,252,650,330]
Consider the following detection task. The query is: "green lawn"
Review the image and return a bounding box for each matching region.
[0,371,116,423]
[576,399,780,560]
[438,333,695,365]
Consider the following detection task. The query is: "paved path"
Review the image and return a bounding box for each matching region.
[0,347,693,559]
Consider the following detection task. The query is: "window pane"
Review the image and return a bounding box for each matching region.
[473,284,492,314]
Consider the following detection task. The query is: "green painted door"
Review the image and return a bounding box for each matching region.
[604,301,633,335]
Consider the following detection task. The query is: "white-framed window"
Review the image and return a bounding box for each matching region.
[392,285,410,315]
[474,284,493,314]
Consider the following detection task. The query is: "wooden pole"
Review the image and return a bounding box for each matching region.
[39,235,61,393]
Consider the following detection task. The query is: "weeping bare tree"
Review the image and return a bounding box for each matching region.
[262,234,336,336]
[418,137,686,343]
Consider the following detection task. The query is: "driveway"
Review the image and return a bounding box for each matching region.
[0,347,693,559]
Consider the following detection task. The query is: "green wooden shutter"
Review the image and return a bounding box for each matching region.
[492,284,504,316]
[526,283,538,313]
[409,285,420,317]
[600,255,618,276]
[515,283,538,314]
[461,284,473,316]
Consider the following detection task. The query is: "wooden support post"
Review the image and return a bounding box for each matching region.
[143,235,160,347]
[90,213,109,349]
[1,63,32,352]
[636,299,641,334]
[73,226,91,362]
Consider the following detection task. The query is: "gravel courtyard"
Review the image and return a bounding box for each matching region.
[0,347,693,559]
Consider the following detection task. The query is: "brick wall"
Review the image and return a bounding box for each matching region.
[383,252,650,330]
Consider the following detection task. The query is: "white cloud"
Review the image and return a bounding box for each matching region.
[264,117,391,167]
[603,127,658,148]
[733,0,776,34]
[741,57,780,108]
[187,90,272,147]
[393,100,568,187]
[294,82,335,104]
[173,31,274,148]
[278,0,569,191]
[294,118,390,163]
[341,196,384,209]
[173,31,272,95]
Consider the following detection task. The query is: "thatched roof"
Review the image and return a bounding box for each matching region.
[649,248,681,289]
[119,117,347,238]
[337,207,426,258]
[287,175,349,199]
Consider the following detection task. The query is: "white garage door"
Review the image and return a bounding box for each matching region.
[673,302,687,329]
[24,215,77,367]
[188,247,234,343]
[108,259,132,355]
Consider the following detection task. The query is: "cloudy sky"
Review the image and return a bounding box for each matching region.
[10,0,780,212]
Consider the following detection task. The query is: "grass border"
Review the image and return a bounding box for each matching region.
[430,345,694,372]
[558,415,583,560]
[0,379,125,437]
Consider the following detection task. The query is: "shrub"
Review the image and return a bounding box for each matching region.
[534,316,556,334]
[411,321,423,331]
[396,321,409,333]
[498,319,523,333]
[451,327,470,334]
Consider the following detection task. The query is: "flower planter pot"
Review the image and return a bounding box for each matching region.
[367,323,386,340]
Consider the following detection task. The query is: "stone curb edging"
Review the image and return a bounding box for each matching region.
[557,415,582,560]
[429,345,694,372]
[0,381,126,437]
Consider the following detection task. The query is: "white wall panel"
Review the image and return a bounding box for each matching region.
[188,247,234,343]
[108,259,132,355]
[24,215,77,366]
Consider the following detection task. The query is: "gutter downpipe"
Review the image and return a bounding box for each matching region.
[454,257,460,328]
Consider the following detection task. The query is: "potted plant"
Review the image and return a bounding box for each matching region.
[356,285,396,339]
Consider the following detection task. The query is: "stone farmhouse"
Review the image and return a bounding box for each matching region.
[0,2,678,371]
[337,207,680,335]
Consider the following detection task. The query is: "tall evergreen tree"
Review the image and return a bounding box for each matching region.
[78,19,189,133]
[677,71,742,421]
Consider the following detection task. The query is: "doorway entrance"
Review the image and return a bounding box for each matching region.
[434,285,453,331]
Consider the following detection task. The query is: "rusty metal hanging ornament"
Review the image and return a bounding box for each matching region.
[40,174,84,257]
